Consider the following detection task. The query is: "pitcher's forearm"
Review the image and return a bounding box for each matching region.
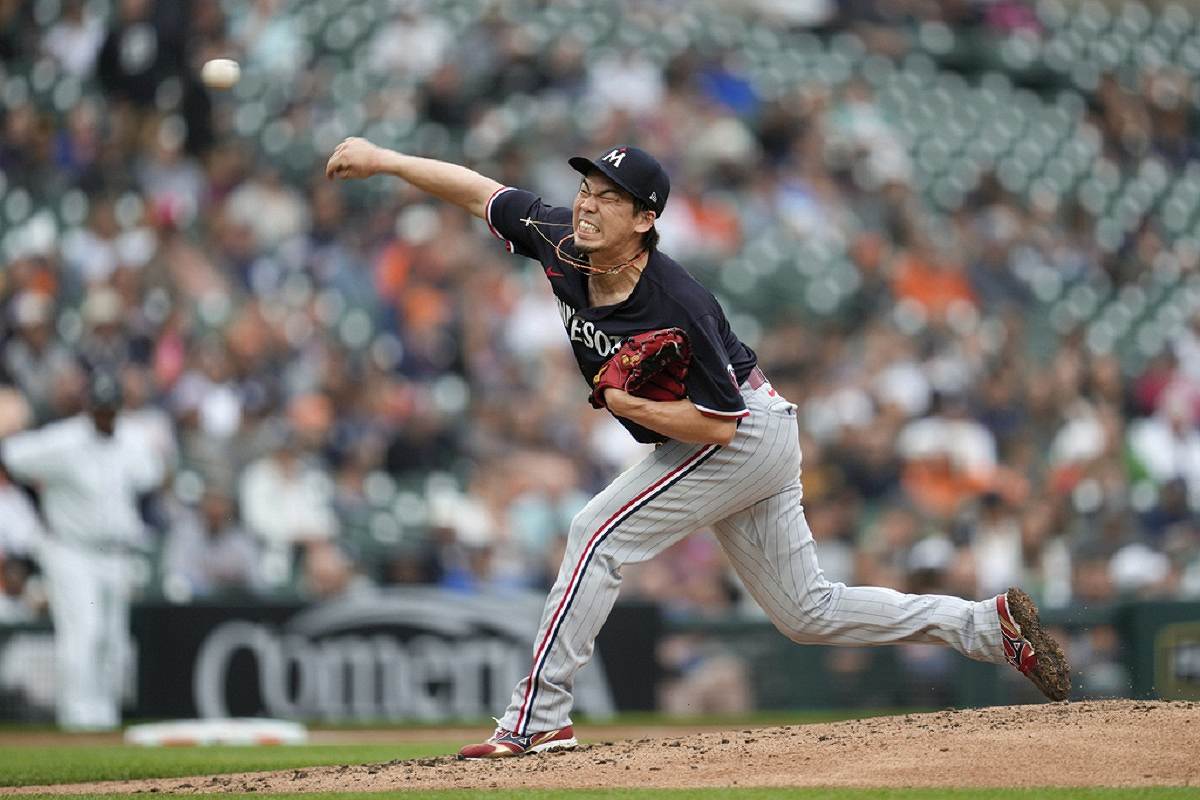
[375,151,503,219]
[605,391,737,446]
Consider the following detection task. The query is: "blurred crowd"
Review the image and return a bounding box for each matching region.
[0,0,1199,705]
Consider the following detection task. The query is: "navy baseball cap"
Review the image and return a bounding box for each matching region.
[568,146,670,217]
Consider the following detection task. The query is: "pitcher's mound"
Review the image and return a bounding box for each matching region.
[9,700,1199,794]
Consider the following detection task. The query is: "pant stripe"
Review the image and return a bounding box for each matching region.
[515,443,721,734]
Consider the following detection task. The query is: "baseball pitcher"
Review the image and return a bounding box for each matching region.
[326,139,1071,758]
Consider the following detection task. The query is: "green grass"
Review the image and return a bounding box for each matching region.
[0,743,450,786]
[12,789,1200,799]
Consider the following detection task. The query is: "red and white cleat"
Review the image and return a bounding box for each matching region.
[997,588,1071,701]
[457,723,578,759]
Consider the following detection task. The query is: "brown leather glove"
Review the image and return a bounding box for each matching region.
[590,328,691,409]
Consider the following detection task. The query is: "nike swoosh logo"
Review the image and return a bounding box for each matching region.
[545,267,564,278]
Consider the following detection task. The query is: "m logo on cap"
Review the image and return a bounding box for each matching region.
[600,149,626,168]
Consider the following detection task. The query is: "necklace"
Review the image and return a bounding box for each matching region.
[520,218,645,275]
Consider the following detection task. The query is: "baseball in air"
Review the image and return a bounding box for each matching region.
[200,58,240,89]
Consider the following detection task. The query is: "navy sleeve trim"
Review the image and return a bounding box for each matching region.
[694,403,750,419]
[485,186,517,253]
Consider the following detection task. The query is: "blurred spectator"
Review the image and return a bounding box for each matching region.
[135,117,206,228]
[1139,477,1192,541]
[299,540,370,600]
[233,0,306,78]
[171,339,243,444]
[75,287,143,373]
[2,293,77,423]
[585,50,664,117]
[224,167,308,251]
[897,391,996,519]
[238,425,338,588]
[969,492,1023,599]
[95,0,179,108]
[0,556,42,624]
[892,243,977,323]
[41,0,104,77]
[162,485,260,601]
[1128,384,1200,507]
[1109,541,1173,598]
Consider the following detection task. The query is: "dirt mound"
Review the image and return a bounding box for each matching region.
[6,700,1198,794]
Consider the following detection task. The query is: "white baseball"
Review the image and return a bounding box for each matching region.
[201,58,240,89]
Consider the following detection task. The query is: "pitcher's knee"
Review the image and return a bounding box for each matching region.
[566,512,616,561]
[778,582,839,640]
[567,511,595,548]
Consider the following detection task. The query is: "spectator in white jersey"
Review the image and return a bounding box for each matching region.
[0,371,164,730]
[238,422,339,589]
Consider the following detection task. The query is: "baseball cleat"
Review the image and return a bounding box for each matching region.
[997,587,1071,701]
[457,723,577,759]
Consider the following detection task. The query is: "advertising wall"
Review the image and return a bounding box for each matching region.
[0,589,663,722]
[1121,602,1200,701]
[1,597,1196,722]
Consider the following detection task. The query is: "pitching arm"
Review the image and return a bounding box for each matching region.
[326,137,503,220]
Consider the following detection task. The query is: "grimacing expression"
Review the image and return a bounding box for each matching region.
[571,171,653,255]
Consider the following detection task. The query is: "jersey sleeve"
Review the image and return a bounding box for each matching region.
[685,314,749,419]
[1,424,74,483]
[484,187,570,261]
[121,431,165,493]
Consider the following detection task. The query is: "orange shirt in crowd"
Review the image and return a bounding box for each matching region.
[892,250,976,317]
[902,457,994,520]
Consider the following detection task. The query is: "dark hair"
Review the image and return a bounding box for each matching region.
[632,198,660,252]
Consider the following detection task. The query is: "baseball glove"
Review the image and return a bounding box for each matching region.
[590,327,691,409]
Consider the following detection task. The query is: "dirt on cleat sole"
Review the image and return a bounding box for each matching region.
[1007,587,1072,701]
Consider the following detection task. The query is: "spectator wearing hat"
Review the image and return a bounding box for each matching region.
[76,287,136,374]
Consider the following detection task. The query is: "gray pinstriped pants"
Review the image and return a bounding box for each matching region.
[500,379,1007,735]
